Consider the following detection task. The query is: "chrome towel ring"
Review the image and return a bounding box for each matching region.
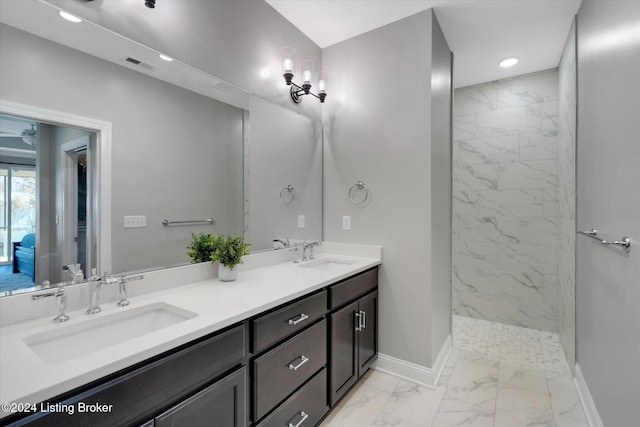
[280,185,295,205]
[349,180,369,205]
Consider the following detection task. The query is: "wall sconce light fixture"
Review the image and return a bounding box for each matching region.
[282,53,326,104]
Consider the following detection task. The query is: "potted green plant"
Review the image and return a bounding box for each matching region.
[209,234,251,282]
[186,233,215,264]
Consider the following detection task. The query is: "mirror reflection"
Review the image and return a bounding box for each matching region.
[1,115,98,292]
[0,22,323,296]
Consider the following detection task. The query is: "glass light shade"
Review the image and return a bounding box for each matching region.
[283,58,293,73]
[301,60,314,84]
[303,70,312,84]
[281,47,296,73]
[318,79,326,93]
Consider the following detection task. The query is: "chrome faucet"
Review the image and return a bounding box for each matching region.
[116,274,143,307]
[301,241,321,261]
[307,242,320,260]
[86,273,117,314]
[64,263,84,284]
[86,273,144,313]
[32,285,70,323]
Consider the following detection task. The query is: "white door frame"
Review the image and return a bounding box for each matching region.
[0,100,112,276]
[60,138,90,270]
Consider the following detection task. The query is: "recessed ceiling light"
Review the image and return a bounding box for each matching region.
[59,11,82,23]
[159,54,173,62]
[499,57,519,68]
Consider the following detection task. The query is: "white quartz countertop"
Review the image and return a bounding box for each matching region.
[0,249,380,417]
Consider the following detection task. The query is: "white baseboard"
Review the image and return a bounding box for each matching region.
[575,363,604,427]
[373,335,451,389]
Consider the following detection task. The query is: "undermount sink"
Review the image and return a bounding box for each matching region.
[299,258,356,272]
[24,302,197,364]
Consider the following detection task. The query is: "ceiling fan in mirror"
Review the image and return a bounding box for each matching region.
[0,122,38,146]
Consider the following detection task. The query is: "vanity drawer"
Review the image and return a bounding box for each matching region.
[256,368,328,427]
[253,319,327,421]
[329,267,378,309]
[252,290,326,353]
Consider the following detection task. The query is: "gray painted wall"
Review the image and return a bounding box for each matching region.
[557,19,576,372]
[323,10,452,368]
[429,14,453,362]
[51,0,323,122]
[576,1,640,426]
[248,96,322,251]
[1,25,244,273]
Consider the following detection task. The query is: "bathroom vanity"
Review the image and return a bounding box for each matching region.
[0,246,380,427]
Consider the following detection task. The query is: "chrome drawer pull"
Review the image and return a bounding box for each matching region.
[288,411,309,427]
[361,310,366,329]
[288,355,309,371]
[288,313,309,325]
[355,312,362,331]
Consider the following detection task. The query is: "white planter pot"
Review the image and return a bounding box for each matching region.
[218,264,237,282]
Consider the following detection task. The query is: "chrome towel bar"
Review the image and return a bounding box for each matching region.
[577,228,631,253]
[162,218,215,226]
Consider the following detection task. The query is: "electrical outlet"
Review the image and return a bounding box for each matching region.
[298,215,305,228]
[124,215,147,228]
[342,216,351,231]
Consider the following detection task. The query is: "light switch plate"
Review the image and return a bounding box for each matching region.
[124,215,147,228]
[298,215,305,228]
[342,216,351,231]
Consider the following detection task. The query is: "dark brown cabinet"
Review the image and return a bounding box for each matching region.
[253,319,327,421]
[155,367,246,427]
[5,325,246,427]
[329,289,378,407]
[255,369,328,427]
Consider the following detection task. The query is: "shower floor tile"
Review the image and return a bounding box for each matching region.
[452,315,571,374]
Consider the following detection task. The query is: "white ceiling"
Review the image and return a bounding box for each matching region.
[266,0,582,87]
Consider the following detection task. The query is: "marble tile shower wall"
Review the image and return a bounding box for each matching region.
[452,70,560,332]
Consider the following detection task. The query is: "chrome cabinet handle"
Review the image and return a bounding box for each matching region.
[288,355,309,371]
[288,313,309,325]
[360,310,366,329]
[288,411,309,427]
[355,312,362,331]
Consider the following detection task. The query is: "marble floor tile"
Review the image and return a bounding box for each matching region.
[494,405,555,427]
[320,383,391,427]
[546,371,588,424]
[371,411,422,427]
[444,352,498,411]
[363,370,415,393]
[321,316,587,427]
[432,397,494,427]
[381,382,446,427]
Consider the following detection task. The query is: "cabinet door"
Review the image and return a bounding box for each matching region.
[329,301,358,406]
[358,291,378,376]
[155,367,246,427]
